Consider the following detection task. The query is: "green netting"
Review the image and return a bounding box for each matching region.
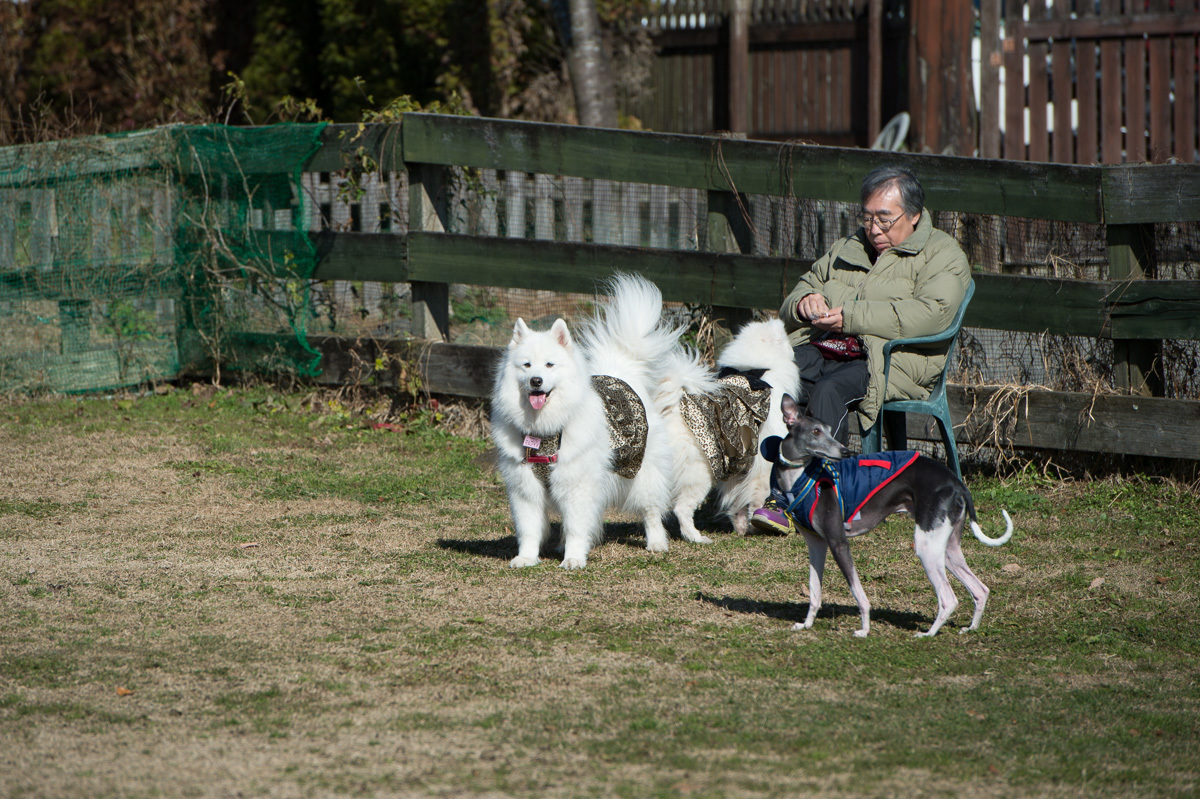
[0,123,327,393]
[172,124,328,381]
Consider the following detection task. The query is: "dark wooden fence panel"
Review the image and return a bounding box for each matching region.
[629,0,903,146]
[992,0,1200,165]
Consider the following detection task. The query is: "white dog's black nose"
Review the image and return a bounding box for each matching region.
[530,377,543,388]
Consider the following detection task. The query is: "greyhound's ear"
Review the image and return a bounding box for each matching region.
[780,393,802,425]
[549,318,572,349]
[510,318,531,344]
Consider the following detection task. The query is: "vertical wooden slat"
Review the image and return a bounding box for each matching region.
[1173,21,1197,163]
[700,50,710,131]
[563,176,584,242]
[1051,0,1073,163]
[1003,6,1026,161]
[1148,0,1173,163]
[868,0,882,145]
[979,0,1001,159]
[801,47,814,136]
[622,183,642,247]
[1124,3,1147,163]
[649,184,669,249]
[533,174,554,240]
[1026,0,1050,162]
[837,39,850,137]
[593,180,616,245]
[1098,0,1123,163]
[663,52,676,132]
[1075,1,1099,165]
[729,0,750,133]
[504,171,525,240]
[820,48,832,134]
[775,48,788,137]
[31,189,56,271]
[480,169,499,237]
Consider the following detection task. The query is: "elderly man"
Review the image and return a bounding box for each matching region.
[749,166,970,535]
[778,166,970,446]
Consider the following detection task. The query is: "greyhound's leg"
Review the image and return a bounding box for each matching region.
[793,529,827,631]
[945,533,990,633]
[827,538,871,637]
[913,520,959,637]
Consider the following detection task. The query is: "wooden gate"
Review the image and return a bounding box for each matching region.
[979,0,1200,164]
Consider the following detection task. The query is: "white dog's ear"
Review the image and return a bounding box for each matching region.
[511,318,531,344]
[549,318,572,349]
[780,393,802,425]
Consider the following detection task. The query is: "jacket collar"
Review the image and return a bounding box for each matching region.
[849,208,933,264]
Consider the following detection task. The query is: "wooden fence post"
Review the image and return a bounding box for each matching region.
[1107,222,1162,396]
[407,162,451,341]
[728,0,750,135]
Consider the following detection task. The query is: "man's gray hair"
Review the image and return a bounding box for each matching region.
[861,166,924,217]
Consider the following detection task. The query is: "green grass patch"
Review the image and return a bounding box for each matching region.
[2,386,1198,798]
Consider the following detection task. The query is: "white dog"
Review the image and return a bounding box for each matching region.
[655,318,800,539]
[491,273,691,569]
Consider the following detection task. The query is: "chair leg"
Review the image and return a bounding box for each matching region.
[934,411,962,482]
[883,410,907,451]
[861,420,882,454]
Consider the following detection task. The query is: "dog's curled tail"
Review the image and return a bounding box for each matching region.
[654,346,721,413]
[582,272,684,375]
[970,509,1013,547]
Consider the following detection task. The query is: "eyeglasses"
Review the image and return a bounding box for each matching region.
[859,212,902,232]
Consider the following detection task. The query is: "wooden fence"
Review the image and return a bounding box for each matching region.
[979,0,1200,164]
[628,0,906,146]
[4,115,1200,461]
[632,0,1200,164]
[288,114,1200,460]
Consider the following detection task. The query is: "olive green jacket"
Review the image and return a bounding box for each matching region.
[779,211,970,430]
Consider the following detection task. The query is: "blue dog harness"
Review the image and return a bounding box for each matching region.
[761,437,920,532]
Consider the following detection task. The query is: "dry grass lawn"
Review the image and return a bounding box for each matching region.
[1,385,1198,798]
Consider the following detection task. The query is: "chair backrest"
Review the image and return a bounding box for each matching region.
[924,279,975,402]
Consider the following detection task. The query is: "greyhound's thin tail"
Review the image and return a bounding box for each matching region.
[970,509,1013,547]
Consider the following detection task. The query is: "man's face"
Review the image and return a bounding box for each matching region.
[861,184,920,255]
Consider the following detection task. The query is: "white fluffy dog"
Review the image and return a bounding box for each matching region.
[655,318,800,539]
[491,273,693,569]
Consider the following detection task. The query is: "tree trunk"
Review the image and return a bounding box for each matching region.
[555,0,618,128]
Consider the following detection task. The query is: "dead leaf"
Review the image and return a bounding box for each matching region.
[238,542,259,550]
[1089,577,1105,590]
[116,686,133,697]
[1001,563,1021,573]
[1155,575,1169,585]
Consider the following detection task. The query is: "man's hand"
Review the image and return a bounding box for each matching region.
[811,307,844,333]
[797,293,831,322]
[798,294,845,332]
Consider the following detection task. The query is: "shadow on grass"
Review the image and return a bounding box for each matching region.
[437,534,518,560]
[437,520,702,562]
[697,591,931,632]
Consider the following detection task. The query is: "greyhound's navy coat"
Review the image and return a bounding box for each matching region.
[761,438,919,532]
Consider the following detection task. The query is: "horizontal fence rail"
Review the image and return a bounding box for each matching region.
[3,114,1200,461]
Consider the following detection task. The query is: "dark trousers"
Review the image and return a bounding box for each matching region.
[793,344,870,446]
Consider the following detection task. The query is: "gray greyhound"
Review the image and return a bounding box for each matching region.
[757,394,1013,638]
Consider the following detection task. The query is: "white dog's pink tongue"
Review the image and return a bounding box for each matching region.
[529,392,547,410]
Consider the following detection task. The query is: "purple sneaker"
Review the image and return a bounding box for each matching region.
[750,502,793,535]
